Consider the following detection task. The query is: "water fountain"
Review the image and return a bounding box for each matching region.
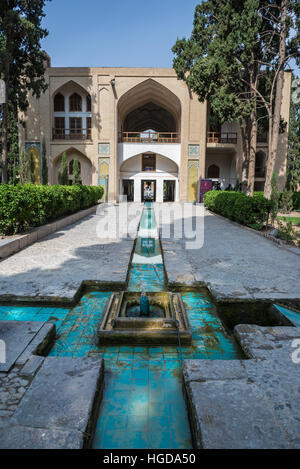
[97,290,192,345]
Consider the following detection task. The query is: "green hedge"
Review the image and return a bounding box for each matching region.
[293,192,300,210]
[0,184,103,235]
[204,191,272,230]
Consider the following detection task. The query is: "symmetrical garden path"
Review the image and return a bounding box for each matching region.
[161,207,300,300]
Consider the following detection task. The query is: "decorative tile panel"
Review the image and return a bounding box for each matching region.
[98,143,110,155]
[188,144,200,157]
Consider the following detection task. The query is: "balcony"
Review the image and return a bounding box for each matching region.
[119,131,180,144]
[52,129,92,141]
[207,132,237,144]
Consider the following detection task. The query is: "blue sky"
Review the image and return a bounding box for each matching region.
[42,0,199,68]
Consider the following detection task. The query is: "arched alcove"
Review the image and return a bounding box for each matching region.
[53,148,92,185]
[118,79,182,136]
[207,164,220,178]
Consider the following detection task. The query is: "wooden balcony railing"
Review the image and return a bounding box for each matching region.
[119,131,180,144]
[207,132,238,144]
[52,129,92,141]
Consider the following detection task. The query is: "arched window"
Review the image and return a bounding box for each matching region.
[69,160,81,175]
[255,151,266,177]
[54,93,65,112]
[86,94,91,112]
[207,164,220,178]
[69,93,82,112]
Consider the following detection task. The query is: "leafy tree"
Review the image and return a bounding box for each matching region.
[58,152,68,185]
[172,0,299,198]
[172,0,262,196]
[0,0,51,183]
[286,78,300,191]
[41,136,48,185]
[72,158,81,185]
[254,1,299,199]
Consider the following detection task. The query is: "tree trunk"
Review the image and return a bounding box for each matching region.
[241,119,250,193]
[247,109,257,196]
[1,84,9,184]
[264,0,287,199]
[1,61,9,184]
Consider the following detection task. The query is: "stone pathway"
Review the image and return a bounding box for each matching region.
[0,204,141,301]
[184,325,300,449]
[161,208,300,300]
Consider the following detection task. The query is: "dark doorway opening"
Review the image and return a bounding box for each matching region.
[123,180,134,202]
[141,180,156,202]
[164,180,175,202]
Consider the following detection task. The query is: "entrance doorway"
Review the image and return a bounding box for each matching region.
[141,180,156,202]
[123,180,134,202]
[164,181,175,202]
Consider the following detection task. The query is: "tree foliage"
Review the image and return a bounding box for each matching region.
[0,0,51,183]
[172,0,300,198]
[287,78,300,191]
[58,152,68,185]
[19,146,30,184]
[72,158,81,186]
[41,136,48,185]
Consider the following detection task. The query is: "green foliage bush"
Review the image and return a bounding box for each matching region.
[204,191,272,230]
[0,184,103,235]
[292,192,300,211]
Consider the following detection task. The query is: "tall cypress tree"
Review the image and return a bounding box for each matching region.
[41,137,48,185]
[72,158,81,185]
[58,152,68,185]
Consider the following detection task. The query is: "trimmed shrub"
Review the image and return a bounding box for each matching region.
[204,190,272,230]
[0,184,103,235]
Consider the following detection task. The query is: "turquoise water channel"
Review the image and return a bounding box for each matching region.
[1,204,297,448]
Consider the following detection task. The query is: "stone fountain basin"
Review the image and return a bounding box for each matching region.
[97,291,192,345]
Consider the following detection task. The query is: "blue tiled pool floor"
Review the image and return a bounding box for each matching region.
[0,289,242,449]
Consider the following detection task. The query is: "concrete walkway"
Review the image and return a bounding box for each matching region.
[0,204,141,301]
[162,208,300,300]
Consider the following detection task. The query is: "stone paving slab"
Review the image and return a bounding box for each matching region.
[162,208,300,300]
[0,204,141,301]
[0,425,84,449]
[188,379,288,449]
[183,326,300,449]
[0,321,55,429]
[234,324,300,360]
[13,357,104,437]
[0,321,44,372]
